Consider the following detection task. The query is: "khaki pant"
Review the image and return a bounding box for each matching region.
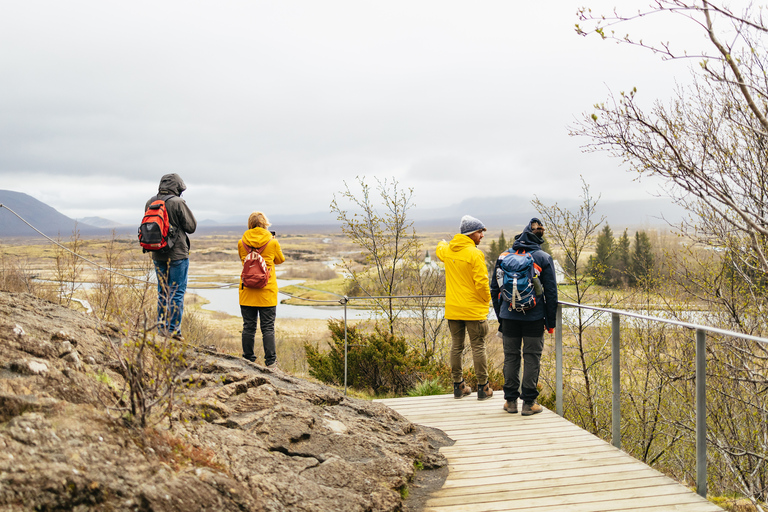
[449,319,489,384]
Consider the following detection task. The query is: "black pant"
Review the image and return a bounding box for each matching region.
[241,305,277,365]
[501,318,545,403]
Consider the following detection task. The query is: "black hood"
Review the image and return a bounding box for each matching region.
[158,173,187,197]
[512,217,543,252]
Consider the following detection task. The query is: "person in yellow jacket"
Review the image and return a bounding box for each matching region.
[238,211,286,368]
[436,215,494,400]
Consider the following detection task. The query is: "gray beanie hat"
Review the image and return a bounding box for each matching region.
[460,215,486,235]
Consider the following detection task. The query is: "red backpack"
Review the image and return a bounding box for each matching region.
[138,195,176,252]
[241,239,272,289]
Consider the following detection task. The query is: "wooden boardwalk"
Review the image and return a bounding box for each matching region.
[375,394,723,512]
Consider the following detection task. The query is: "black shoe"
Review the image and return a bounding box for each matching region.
[453,380,472,399]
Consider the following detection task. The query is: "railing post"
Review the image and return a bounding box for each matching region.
[612,313,621,450]
[343,296,349,396]
[556,304,563,417]
[696,328,707,497]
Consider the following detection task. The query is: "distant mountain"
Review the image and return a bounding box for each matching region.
[0,189,687,239]
[77,216,125,229]
[409,196,687,232]
[258,196,686,233]
[0,190,113,238]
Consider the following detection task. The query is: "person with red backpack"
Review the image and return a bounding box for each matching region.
[143,173,197,340]
[490,218,558,416]
[238,211,285,369]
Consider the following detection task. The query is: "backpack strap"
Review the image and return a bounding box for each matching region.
[242,238,271,255]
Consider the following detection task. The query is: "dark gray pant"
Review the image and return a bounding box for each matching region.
[241,305,277,365]
[502,318,545,403]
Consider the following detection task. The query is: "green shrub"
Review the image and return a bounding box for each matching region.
[305,319,434,395]
[407,378,448,397]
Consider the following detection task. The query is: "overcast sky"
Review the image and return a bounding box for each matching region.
[0,1,702,225]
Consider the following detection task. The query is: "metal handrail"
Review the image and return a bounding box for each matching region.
[555,300,768,498]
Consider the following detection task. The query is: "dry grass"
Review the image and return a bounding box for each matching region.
[0,231,492,383]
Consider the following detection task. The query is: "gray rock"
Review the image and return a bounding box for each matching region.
[0,291,449,511]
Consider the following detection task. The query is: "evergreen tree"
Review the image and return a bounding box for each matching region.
[587,224,615,286]
[632,231,654,285]
[615,229,631,287]
[485,230,508,273]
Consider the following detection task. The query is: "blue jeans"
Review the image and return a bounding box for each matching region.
[153,258,189,336]
[241,305,277,365]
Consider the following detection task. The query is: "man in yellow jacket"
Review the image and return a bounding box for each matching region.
[436,215,494,400]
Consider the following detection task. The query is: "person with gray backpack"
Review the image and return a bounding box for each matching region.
[490,218,558,415]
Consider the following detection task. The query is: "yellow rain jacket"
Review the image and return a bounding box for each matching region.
[435,234,491,321]
[238,227,285,307]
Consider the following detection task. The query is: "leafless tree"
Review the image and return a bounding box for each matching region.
[574,2,768,505]
[574,1,768,285]
[330,176,420,334]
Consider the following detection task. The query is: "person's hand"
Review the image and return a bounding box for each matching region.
[547,327,554,334]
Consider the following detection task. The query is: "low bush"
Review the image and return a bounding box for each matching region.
[407,378,448,397]
[305,319,438,395]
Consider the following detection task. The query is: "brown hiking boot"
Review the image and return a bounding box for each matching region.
[453,380,471,399]
[503,400,518,414]
[477,382,493,401]
[521,401,543,416]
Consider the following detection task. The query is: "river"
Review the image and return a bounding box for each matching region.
[189,279,376,320]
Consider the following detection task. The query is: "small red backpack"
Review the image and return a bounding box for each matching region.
[241,239,272,289]
[138,195,175,252]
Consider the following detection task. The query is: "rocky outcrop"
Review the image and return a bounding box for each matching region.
[0,292,449,511]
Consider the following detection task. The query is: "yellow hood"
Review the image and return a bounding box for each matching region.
[242,227,272,249]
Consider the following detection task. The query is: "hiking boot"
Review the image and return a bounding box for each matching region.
[503,400,518,414]
[521,401,543,416]
[453,380,471,399]
[477,382,494,401]
[171,333,185,342]
[266,362,281,372]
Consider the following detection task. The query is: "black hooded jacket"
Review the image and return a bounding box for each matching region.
[144,173,197,261]
[490,218,558,328]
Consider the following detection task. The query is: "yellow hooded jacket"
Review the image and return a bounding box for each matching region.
[238,227,286,307]
[435,234,491,321]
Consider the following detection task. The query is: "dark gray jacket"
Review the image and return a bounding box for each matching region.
[145,173,197,261]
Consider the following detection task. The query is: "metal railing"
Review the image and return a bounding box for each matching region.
[555,300,768,498]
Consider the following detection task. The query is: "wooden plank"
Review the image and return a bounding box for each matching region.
[429,478,684,506]
[441,463,659,487]
[447,453,633,473]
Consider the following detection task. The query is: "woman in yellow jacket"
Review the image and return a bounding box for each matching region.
[238,211,285,368]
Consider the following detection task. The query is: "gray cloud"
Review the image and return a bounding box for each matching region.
[0,0,693,225]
